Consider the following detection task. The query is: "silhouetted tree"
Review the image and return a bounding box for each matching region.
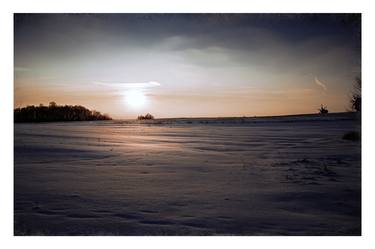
[137,113,154,120]
[14,102,112,123]
[351,76,361,112]
[318,104,329,114]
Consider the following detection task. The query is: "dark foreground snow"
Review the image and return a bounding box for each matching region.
[14,113,361,235]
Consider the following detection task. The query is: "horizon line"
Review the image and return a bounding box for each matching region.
[116,111,356,121]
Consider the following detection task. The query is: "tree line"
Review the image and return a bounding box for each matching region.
[14,102,112,122]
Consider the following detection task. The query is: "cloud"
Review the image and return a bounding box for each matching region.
[14,67,30,72]
[93,81,161,89]
[314,77,327,91]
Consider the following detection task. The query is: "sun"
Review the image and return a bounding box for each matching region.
[124,90,147,109]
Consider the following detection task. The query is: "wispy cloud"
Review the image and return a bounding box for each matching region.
[93,81,160,89]
[314,77,327,91]
[14,67,30,72]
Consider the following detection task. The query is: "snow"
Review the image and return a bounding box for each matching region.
[14,113,361,235]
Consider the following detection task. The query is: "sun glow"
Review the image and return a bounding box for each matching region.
[124,90,147,109]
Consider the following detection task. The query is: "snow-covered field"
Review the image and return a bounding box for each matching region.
[14,113,361,235]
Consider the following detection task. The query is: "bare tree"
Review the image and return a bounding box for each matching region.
[318,104,329,114]
[351,76,361,112]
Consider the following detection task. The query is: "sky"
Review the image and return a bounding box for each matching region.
[14,14,361,118]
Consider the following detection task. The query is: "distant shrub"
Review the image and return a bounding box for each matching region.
[318,104,329,114]
[342,131,361,141]
[14,102,112,122]
[137,113,154,120]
